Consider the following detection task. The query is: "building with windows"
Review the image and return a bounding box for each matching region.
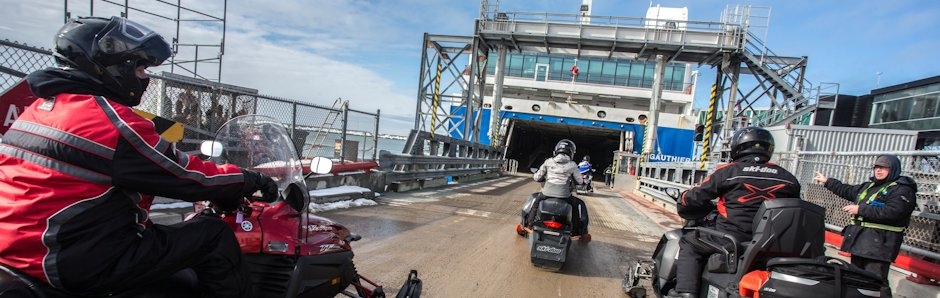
[810,75,940,149]
[867,75,940,149]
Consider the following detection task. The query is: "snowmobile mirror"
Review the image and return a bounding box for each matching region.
[309,156,333,174]
[200,141,224,157]
[664,188,681,201]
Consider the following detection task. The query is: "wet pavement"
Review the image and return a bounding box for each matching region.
[149,174,940,297]
[148,174,679,297]
[322,174,668,297]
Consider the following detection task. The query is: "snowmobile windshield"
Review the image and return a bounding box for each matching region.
[205,115,304,199]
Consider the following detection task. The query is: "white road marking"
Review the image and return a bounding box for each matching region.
[455,209,491,218]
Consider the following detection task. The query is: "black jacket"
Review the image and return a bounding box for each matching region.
[824,172,918,262]
[678,154,802,242]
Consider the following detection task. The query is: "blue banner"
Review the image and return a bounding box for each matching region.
[449,108,695,161]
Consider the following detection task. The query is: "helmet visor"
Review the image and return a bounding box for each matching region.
[96,17,172,67]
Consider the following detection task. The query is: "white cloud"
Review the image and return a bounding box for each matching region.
[0,0,446,135]
[9,0,939,133]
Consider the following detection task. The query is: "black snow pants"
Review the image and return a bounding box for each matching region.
[59,216,252,298]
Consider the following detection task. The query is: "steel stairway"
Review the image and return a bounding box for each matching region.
[736,33,820,127]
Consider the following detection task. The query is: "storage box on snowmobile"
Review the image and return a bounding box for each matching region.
[537,198,572,224]
[529,225,570,271]
[529,198,573,271]
[694,198,827,296]
[756,257,884,298]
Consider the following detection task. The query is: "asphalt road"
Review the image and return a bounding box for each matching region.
[320,174,671,297]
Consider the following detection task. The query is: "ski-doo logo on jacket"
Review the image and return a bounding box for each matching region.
[741,165,778,174]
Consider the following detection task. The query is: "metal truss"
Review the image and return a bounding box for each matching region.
[63,0,228,83]
[413,34,489,142]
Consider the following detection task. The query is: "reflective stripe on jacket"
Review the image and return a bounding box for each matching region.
[0,93,246,288]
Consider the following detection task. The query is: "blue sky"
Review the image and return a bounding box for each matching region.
[2,0,939,135]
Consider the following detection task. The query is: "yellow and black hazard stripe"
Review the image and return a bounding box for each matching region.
[132,109,184,142]
[699,84,718,169]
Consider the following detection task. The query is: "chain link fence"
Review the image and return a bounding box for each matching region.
[0,39,54,90]
[781,151,940,258]
[1,38,380,161]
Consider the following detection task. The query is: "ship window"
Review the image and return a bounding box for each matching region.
[911,95,928,119]
[926,94,939,118]
[880,101,899,122]
[589,60,604,84]
[629,63,645,87]
[898,98,913,120]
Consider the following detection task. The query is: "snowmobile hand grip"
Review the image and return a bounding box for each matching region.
[240,169,279,203]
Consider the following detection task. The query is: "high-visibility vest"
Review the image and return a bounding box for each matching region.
[851,181,905,232]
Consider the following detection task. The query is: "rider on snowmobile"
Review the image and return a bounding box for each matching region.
[577,155,594,191]
[668,127,801,298]
[527,139,591,240]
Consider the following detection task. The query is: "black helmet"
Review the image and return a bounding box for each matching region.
[582,155,590,162]
[730,126,774,160]
[54,16,172,106]
[553,139,576,158]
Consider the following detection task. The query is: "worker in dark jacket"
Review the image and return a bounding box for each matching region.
[668,127,801,298]
[814,155,918,294]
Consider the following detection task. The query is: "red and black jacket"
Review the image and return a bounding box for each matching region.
[678,155,801,241]
[0,92,246,288]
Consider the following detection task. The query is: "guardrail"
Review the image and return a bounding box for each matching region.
[378,130,504,186]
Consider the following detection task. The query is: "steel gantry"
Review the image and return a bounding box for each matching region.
[415,3,828,164]
[413,34,490,143]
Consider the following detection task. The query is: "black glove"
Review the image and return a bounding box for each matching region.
[241,169,279,203]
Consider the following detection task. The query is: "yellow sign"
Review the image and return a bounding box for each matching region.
[132,109,184,142]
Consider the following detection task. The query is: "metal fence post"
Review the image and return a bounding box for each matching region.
[291,102,297,140]
[374,109,380,160]
[340,101,349,163]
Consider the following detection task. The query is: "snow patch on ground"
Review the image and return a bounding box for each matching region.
[150,202,194,210]
[308,198,378,213]
[306,185,380,212]
[308,185,380,197]
[150,186,381,213]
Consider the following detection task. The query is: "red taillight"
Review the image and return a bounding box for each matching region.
[543,221,563,229]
